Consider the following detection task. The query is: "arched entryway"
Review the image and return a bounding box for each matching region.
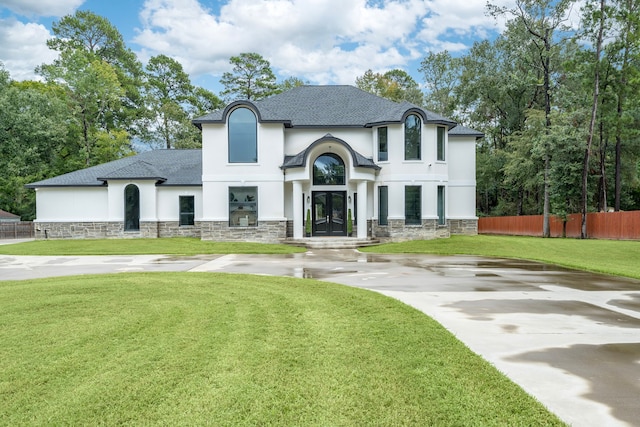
[312,153,346,236]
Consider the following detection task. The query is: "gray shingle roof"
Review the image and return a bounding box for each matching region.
[26,150,202,188]
[97,160,166,182]
[194,85,458,128]
[449,124,484,138]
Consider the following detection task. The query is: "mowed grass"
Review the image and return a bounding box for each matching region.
[362,235,640,280]
[0,237,305,256]
[0,273,564,426]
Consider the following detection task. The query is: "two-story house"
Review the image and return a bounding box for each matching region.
[26,85,481,243]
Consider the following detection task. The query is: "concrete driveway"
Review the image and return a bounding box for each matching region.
[1,248,639,426]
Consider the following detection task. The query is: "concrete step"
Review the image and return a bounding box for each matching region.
[283,237,380,249]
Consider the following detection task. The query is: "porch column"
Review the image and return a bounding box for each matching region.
[357,181,367,238]
[292,180,303,239]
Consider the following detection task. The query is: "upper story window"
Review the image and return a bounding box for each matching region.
[228,107,257,163]
[437,126,446,161]
[313,153,345,185]
[404,114,421,160]
[378,127,388,162]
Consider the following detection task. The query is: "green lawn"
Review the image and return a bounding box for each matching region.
[361,235,640,280]
[0,237,305,256]
[0,272,564,426]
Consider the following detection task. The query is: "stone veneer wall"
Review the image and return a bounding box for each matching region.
[35,221,185,239]
[371,219,449,242]
[372,219,450,242]
[34,219,472,241]
[198,220,287,243]
[449,219,478,235]
[158,221,201,238]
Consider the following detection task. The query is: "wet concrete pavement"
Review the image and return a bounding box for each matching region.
[1,249,639,426]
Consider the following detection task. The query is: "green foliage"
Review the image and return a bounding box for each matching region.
[220,52,278,101]
[420,51,462,117]
[140,54,220,149]
[0,69,72,219]
[347,208,353,235]
[278,76,308,92]
[355,69,423,105]
[0,272,564,426]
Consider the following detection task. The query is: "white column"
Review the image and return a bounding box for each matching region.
[357,181,367,238]
[292,181,303,239]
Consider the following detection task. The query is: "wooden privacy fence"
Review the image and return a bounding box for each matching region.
[479,211,640,240]
[0,222,34,239]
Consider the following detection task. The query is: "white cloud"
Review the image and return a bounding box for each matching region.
[0,18,58,80]
[133,0,503,85]
[0,0,84,17]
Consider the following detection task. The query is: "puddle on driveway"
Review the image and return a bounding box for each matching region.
[608,293,640,314]
[509,343,640,426]
[447,299,640,328]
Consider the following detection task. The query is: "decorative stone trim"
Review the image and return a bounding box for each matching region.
[199,220,287,243]
[33,219,471,241]
[372,218,444,242]
[449,219,478,235]
[158,221,201,238]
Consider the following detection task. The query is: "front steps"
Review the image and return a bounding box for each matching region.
[284,237,380,249]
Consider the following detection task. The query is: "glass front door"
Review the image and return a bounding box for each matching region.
[312,191,346,236]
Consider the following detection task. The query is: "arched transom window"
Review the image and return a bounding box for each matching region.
[404,114,421,160]
[228,107,257,163]
[313,153,345,185]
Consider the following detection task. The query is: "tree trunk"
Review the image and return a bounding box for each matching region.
[542,29,552,238]
[581,0,606,239]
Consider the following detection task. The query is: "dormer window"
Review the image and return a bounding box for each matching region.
[404,114,421,160]
[228,107,257,163]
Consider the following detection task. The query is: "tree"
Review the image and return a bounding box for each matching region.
[0,67,71,219]
[580,0,607,238]
[39,50,130,166]
[142,55,223,149]
[43,10,145,132]
[356,69,423,105]
[608,0,640,210]
[220,53,278,101]
[420,51,462,117]
[143,54,195,149]
[487,0,575,237]
[278,76,308,92]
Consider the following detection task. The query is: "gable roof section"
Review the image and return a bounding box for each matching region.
[194,85,458,129]
[0,209,20,221]
[449,124,485,138]
[26,150,202,188]
[281,133,380,171]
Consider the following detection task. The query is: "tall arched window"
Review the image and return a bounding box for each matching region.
[404,114,421,160]
[228,107,257,163]
[313,153,345,185]
[124,184,140,231]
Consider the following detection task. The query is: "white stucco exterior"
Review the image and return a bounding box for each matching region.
[28,85,480,242]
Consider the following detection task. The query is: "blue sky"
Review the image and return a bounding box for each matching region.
[0,0,514,95]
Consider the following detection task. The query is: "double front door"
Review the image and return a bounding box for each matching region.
[312,191,346,236]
